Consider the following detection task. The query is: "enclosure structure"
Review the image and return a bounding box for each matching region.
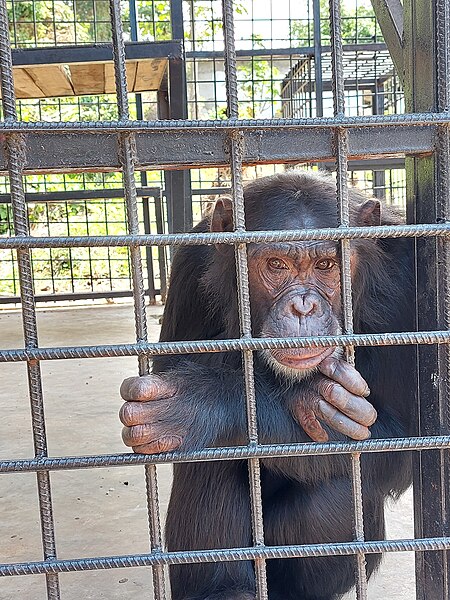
[0,0,191,305]
[0,0,450,599]
[280,0,405,205]
[0,0,409,305]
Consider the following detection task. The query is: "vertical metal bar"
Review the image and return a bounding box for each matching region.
[435,0,450,591]
[167,0,192,233]
[108,1,166,598]
[129,1,156,304]
[0,1,60,598]
[142,196,157,303]
[313,0,324,118]
[372,82,386,199]
[221,1,268,598]
[328,1,368,598]
[404,0,450,597]
[154,189,168,301]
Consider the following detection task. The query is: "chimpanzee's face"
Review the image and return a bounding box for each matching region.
[248,241,345,378]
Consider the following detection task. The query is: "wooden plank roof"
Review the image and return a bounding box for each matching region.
[5,41,180,99]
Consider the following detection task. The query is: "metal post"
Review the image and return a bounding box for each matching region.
[372,81,386,198]
[313,0,324,118]
[0,1,60,598]
[109,1,166,597]
[329,0,368,597]
[221,0,268,597]
[166,0,192,233]
[129,0,156,303]
[404,0,450,597]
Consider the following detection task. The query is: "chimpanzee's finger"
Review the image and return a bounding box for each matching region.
[132,436,183,454]
[122,423,182,448]
[120,375,177,402]
[318,400,371,440]
[294,406,329,443]
[317,379,377,426]
[119,400,170,427]
[318,357,370,397]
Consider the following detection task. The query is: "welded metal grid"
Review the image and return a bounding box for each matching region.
[1,1,450,600]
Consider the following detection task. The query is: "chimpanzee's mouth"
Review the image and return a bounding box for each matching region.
[270,347,335,371]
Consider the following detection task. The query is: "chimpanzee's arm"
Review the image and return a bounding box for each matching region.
[119,357,376,455]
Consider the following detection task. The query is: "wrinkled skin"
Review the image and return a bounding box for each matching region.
[121,215,377,449]
[120,355,376,452]
[118,172,415,600]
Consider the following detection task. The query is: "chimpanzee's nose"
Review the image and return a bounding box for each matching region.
[291,294,318,317]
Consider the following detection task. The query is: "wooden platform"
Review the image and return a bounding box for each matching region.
[6,41,181,99]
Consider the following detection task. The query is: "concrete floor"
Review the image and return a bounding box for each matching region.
[0,304,415,600]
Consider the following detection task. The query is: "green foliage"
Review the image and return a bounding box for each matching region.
[1,0,388,296]
[0,204,12,235]
[290,0,382,45]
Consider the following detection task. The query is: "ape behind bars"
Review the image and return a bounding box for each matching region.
[119,172,414,600]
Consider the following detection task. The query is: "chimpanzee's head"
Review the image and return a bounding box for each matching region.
[208,172,386,380]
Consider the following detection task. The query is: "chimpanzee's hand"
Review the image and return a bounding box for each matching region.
[119,374,186,454]
[291,356,377,443]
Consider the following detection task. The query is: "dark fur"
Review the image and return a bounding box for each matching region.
[153,172,415,600]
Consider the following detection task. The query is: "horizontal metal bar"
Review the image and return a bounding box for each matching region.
[0,289,160,305]
[191,187,231,195]
[0,112,447,133]
[0,187,160,204]
[322,157,406,171]
[0,127,435,173]
[186,42,389,60]
[1,536,449,577]
[1,436,450,474]
[11,41,183,67]
[1,224,448,250]
[0,330,449,363]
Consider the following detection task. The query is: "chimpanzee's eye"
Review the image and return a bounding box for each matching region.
[268,258,289,270]
[315,259,336,271]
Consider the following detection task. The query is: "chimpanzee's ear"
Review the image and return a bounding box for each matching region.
[357,199,381,227]
[210,196,234,232]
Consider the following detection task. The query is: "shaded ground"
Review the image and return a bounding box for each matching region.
[0,305,414,599]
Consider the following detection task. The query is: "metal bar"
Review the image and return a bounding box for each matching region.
[1,223,449,251]
[0,289,159,305]
[0,1,60,598]
[370,0,404,81]
[313,0,324,117]
[372,82,388,198]
[0,112,448,131]
[328,0,367,596]
[142,196,157,303]
[221,0,267,595]
[3,436,450,473]
[435,0,450,591]
[0,126,435,173]
[1,330,450,363]
[166,0,192,233]
[129,2,158,306]
[129,3,156,303]
[186,41,391,59]
[403,0,449,596]
[108,1,166,597]
[1,537,450,578]
[154,189,168,301]
[0,187,161,204]
[10,40,183,66]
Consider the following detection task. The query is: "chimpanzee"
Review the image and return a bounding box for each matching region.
[119,172,415,600]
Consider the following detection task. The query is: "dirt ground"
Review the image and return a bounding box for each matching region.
[0,304,415,600]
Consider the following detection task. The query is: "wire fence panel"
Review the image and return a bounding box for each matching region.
[0,1,449,600]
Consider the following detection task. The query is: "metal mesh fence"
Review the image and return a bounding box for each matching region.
[0,0,450,599]
[0,0,409,303]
